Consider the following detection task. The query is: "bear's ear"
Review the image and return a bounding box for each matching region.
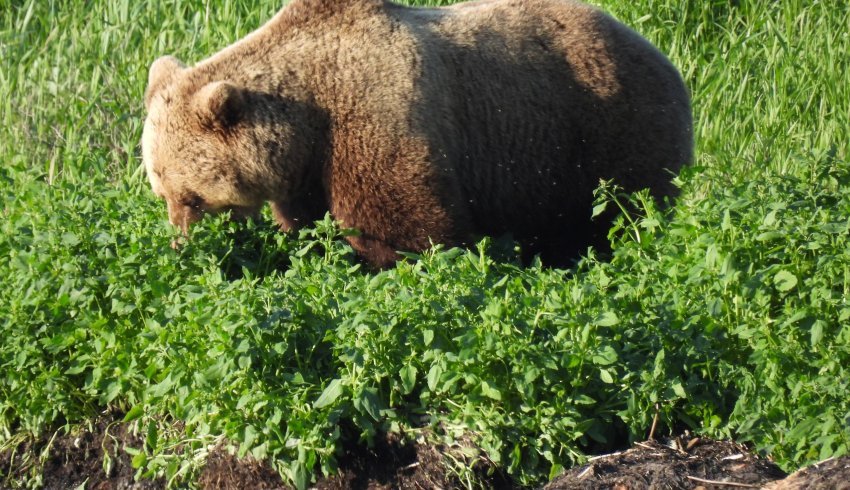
[194,81,245,130]
[145,56,185,110]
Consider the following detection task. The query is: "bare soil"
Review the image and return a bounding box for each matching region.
[0,417,162,490]
[0,416,508,490]
[2,418,848,489]
[545,434,787,490]
[763,456,850,490]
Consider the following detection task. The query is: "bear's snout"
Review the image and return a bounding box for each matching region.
[166,199,204,236]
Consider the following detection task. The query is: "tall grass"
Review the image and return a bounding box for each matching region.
[1,0,848,487]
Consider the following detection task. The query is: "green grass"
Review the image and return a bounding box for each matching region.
[1,0,849,487]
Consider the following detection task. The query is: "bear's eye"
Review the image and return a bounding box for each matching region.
[180,193,205,210]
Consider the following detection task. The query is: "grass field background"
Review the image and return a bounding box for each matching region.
[1,0,849,487]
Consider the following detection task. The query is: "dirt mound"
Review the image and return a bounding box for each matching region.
[0,417,162,490]
[3,420,848,489]
[195,449,284,489]
[197,432,511,490]
[763,456,850,490]
[0,418,506,489]
[546,435,787,490]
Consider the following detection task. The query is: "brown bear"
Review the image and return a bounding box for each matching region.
[142,0,692,268]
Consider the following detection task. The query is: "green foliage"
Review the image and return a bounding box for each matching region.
[1,0,849,488]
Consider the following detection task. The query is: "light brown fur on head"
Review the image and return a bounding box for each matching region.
[141,56,326,236]
[142,79,258,234]
[142,0,692,267]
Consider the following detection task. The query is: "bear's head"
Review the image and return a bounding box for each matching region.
[141,56,285,236]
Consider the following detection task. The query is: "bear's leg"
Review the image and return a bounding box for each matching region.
[346,235,400,269]
[271,200,321,232]
[530,217,613,268]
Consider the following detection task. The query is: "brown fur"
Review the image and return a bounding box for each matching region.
[142,0,692,268]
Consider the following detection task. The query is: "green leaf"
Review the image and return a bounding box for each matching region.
[573,395,596,406]
[721,209,732,231]
[148,375,175,398]
[313,379,344,409]
[61,232,80,246]
[123,405,144,423]
[145,422,158,451]
[810,320,825,346]
[549,463,564,481]
[65,362,88,375]
[763,209,779,226]
[756,231,784,242]
[652,349,666,377]
[592,345,618,366]
[672,381,687,398]
[774,270,798,292]
[241,425,258,457]
[427,364,443,392]
[423,329,434,346]
[358,387,383,421]
[594,311,619,327]
[131,452,147,469]
[591,201,608,218]
[101,380,122,404]
[481,380,502,400]
[400,365,417,395]
[292,461,308,490]
[640,217,660,230]
[102,453,113,477]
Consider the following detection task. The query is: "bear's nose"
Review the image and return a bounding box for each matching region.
[166,199,189,235]
[166,199,205,236]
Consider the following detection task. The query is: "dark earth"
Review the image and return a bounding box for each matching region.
[2,415,848,489]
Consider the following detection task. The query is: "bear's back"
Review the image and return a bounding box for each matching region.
[386,0,692,240]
